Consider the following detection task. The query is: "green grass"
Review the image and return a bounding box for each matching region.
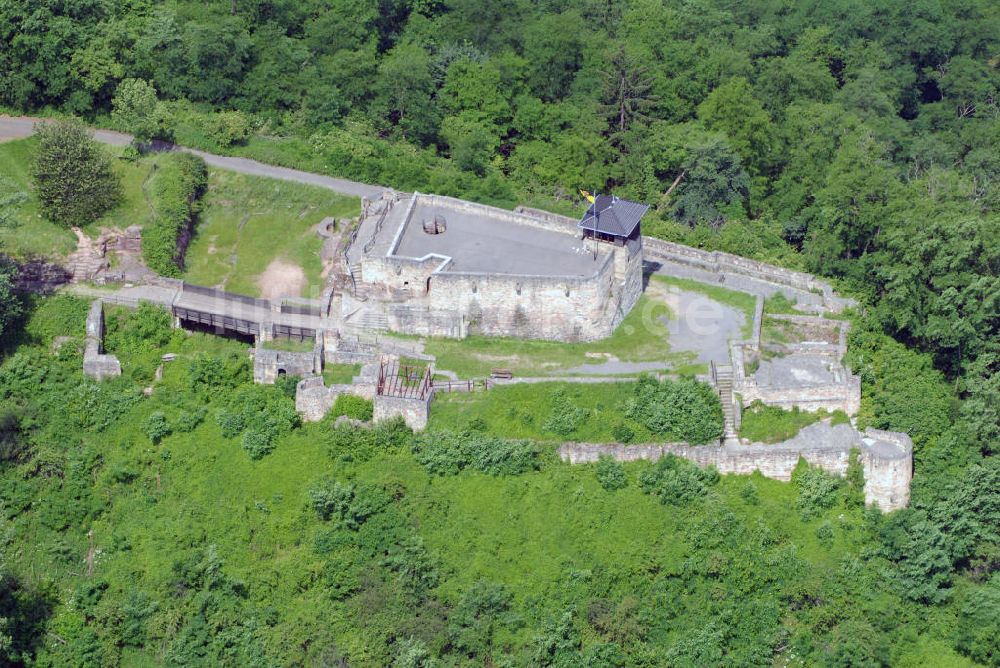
[181,169,359,297]
[429,381,658,442]
[739,401,851,443]
[425,293,700,378]
[0,137,154,259]
[261,337,316,353]
[761,316,800,346]
[322,363,361,385]
[651,274,757,338]
[763,292,801,315]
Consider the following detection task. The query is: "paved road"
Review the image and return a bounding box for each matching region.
[0,115,385,200]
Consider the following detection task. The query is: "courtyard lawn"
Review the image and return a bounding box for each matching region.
[0,137,153,259]
[424,293,701,378]
[181,169,359,298]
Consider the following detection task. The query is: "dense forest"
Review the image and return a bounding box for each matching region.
[2,0,1000,665]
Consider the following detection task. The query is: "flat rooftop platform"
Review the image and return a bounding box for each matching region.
[391,199,606,277]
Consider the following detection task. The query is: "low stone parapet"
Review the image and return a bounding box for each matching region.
[558,421,911,511]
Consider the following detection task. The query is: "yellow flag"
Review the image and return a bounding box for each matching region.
[579,189,595,203]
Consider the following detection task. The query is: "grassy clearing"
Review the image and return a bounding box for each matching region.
[0,137,153,258]
[261,336,316,353]
[181,169,359,297]
[739,401,851,443]
[425,293,699,378]
[651,274,757,338]
[322,362,361,385]
[429,381,655,442]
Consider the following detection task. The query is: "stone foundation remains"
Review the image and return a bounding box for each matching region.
[253,339,323,384]
[295,375,376,422]
[83,300,122,380]
[373,392,433,431]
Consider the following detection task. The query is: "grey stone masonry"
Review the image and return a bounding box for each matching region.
[374,392,433,431]
[295,375,376,422]
[83,300,121,380]
[558,421,912,512]
[352,193,643,341]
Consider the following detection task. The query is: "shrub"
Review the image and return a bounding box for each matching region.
[739,480,760,505]
[412,431,538,476]
[241,428,276,459]
[274,373,300,398]
[188,352,250,393]
[611,422,635,443]
[141,152,208,276]
[143,412,171,444]
[309,479,356,522]
[625,376,723,444]
[103,303,175,357]
[542,390,587,437]
[332,394,374,422]
[596,456,627,491]
[31,119,122,227]
[174,408,206,433]
[792,460,842,520]
[24,295,89,346]
[215,384,300,459]
[207,110,253,147]
[638,455,718,505]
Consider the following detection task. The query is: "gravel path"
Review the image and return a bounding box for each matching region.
[0,115,385,199]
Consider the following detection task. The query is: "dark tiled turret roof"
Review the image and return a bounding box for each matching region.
[578,195,649,237]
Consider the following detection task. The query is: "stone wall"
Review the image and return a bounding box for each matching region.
[374,392,433,431]
[14,259,72,293]
[643,238,853,312]
[295,375,376,422]
[253,342,323,384]
[558,422,912,511]
[740,377,862,414]
[82,300,122,380]
[356,193,639,341]
[386,303,466,338]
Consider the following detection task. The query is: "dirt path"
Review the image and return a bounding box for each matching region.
[257,258,305,298]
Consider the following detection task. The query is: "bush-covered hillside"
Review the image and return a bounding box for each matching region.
[0,296,995,666]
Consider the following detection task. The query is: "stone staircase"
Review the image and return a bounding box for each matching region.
[714,364,740,441]
[347,307,389,332]
[347,262,377,301]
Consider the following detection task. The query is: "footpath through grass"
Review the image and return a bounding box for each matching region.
[181,169,359,297]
